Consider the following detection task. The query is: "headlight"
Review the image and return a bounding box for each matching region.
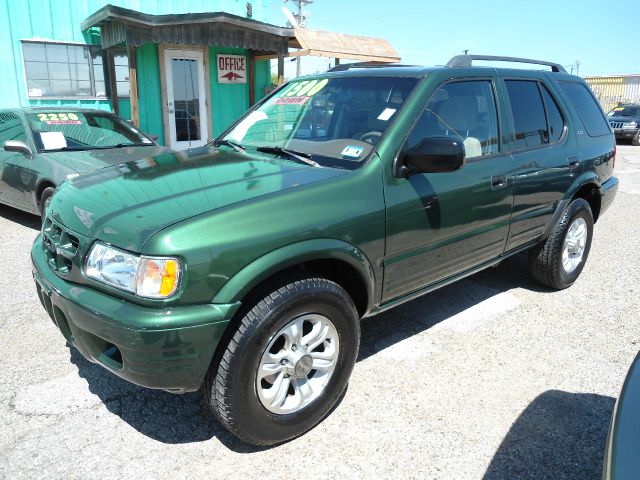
[623,121,638,129]
[85,243,181,298]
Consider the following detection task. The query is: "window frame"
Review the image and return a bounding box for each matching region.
[21,40,111,100]
[399,77,504,165]
[502,77,568,154]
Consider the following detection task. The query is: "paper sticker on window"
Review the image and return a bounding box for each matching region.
[39,131,67,150]
[341,145,363,158]
[377,108,397,121]
[274,96,310,105]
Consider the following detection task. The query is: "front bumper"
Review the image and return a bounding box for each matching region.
[613,128,639,140]
[31,235,239,392]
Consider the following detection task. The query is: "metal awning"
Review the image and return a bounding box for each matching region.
[81,5,292,54]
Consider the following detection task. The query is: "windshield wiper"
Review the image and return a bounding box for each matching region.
[256,146,321,168]
[208,138,245,153]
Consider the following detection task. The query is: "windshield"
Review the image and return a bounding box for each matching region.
[607,106,640,117]
[27,111,154,152]
[223,76,418,167]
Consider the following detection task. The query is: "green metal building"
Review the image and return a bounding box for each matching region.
[0,0,285,148]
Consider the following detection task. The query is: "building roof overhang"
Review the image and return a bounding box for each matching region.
[81,4,292,54]
[82,4,401,63]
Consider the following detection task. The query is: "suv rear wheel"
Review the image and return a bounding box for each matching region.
[528,198,594,289]
[203,276,360,446]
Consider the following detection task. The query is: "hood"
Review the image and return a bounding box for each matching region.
[41,145,169,173]
[48,147,348,251]
[608,115,640,123]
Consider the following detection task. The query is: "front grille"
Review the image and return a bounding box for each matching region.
[609,121,623,129]
[42,217,80,276]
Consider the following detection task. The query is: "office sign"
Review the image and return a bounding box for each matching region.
[217,54,247,84]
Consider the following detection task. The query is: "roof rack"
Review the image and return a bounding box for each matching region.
[446,55,567,73]
[328,62,418,72]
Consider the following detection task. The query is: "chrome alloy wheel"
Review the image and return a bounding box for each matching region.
[256,314,339,414]
[562,217,588,273]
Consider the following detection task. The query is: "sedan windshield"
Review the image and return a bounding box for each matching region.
[223,76,418,167]
[27,111,154,152]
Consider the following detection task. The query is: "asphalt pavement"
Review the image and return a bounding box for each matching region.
[1,145,639,479]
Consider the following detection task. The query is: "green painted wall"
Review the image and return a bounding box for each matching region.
[136,43,165,145]
[117,99,132,120]
[0,0,272,110]
[209,47,272,137]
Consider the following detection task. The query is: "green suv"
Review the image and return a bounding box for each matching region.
[31,55,618,446]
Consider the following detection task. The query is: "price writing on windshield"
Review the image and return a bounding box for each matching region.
[37,112,82,125]
[281,79,328,99]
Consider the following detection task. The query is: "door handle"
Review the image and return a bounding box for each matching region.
[491,175,508,190]
[568,157,580,170]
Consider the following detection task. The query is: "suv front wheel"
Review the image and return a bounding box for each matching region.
[528,198,594,289]
[204,276,360,446]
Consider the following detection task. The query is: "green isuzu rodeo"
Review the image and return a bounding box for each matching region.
[32,55,618,446]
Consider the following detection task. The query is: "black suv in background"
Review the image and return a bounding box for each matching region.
[607,103,640,145]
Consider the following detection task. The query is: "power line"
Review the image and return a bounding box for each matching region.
[285,0,314,77]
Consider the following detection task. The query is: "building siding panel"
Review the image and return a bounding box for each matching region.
[136,43,165,145]
[209,46,250,137]
[585,75,640,112]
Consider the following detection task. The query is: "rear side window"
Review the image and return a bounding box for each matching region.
[505,80,548,150]
[0,113,28,145]
[559,81,610,137]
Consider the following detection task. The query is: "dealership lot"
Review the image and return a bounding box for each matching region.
[1,145,639,479]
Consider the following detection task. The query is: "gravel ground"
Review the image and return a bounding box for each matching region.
[1,145,639,479]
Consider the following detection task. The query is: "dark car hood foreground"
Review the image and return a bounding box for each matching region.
[48,147,348,251]
[41,145,169,173]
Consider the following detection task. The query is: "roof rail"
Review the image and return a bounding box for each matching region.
[446,55,567,73]
[328,62,418,72]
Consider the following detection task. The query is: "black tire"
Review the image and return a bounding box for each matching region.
[528,198,594,290]
[203,276,360,446]
[38,186,55,217]
[632,131,640,146]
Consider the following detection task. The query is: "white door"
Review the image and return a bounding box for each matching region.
[164,49,208,150]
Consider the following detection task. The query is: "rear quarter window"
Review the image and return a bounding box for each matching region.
[559,81,611,137]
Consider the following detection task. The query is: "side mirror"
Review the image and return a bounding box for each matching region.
[3,140,33,157]
[397,136,465,177]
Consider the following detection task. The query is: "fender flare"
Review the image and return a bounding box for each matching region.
[211,238,376,312]
[542,172,601,239]
[33,177,56,204]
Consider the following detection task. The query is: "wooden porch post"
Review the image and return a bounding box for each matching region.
[277,55,285,85]
[106,48,119,116]
[248,51,256,105]
[128,45,139,128]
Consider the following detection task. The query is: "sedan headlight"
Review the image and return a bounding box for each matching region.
[85,243,181,298]
[623,121,638,129]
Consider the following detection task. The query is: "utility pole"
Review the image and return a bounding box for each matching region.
[285,0,313,77]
